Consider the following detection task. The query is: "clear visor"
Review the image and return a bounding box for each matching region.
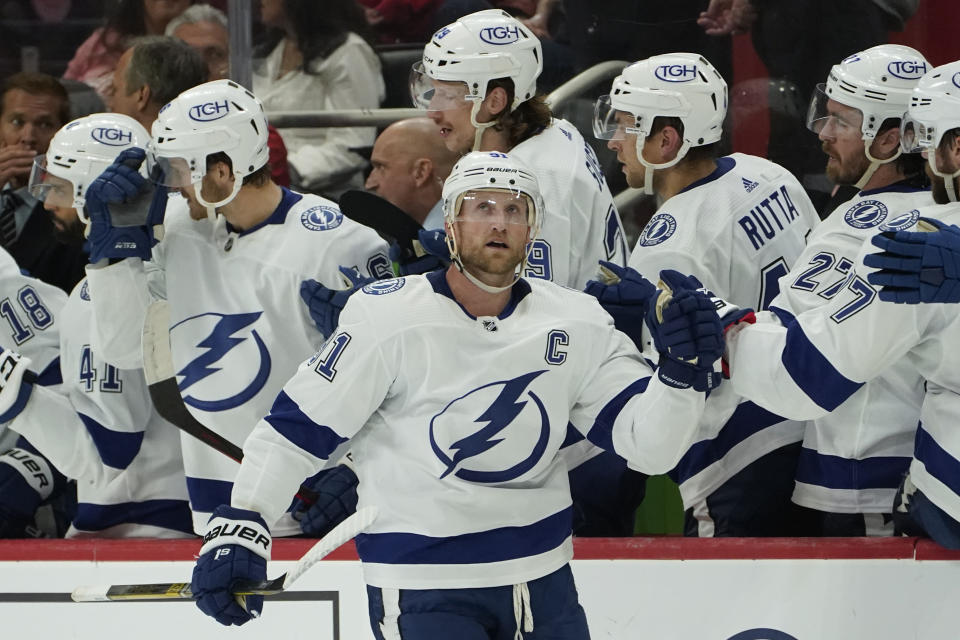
[900,114,934,153]
[409,62,471,111]
[455,189,534,226]
[593,95,643,140]
[28,156,76,209]
[145,151,189,188]
[806,84,864,137]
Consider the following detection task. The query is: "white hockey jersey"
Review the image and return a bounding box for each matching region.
[10,278,192,537]
[87,189,390,534]
[775,183,932,514]
[627,153,819,506]
[727,203,960,525]
[509,118,628,290]
[233,272,709,589]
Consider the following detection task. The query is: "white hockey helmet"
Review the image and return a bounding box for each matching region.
[147,79,269,212]
[593,53,727,194]
[900,60,960,201]
[411,9,542,111]
[442,151,543,293]
[28,113,150,222]
[807,45,929,188]
[410,10,542,151]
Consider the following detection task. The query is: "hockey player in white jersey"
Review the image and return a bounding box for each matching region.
[0,113,195,537]
[594,52,820,536]
[726,59,960,548]
[0,246,67,537]
[190,151,726,635]
[770,44,932,536]
[82,80,391,535]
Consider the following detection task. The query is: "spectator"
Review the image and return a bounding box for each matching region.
[63,0,192,100]
[252,0,384,196]
[107,35,207,133]
[365,117,458,228]
[0,72,86,292]
[166,4,290,186]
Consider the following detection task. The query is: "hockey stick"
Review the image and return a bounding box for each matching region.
[142,300,318,503]
[339,190,425,263]
[71,505,378,602]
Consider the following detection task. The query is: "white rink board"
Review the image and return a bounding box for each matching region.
[3,553,960,639]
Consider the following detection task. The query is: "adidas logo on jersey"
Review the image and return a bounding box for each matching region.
[742,178,760,193]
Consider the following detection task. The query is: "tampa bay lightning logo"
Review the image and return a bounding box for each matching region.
[362,278,405,295]
[953,72,960,90]
[879,208,921,231]
[171,311,271,412]
[301,205,343,231]
[638,212,677,246]
[429,371,551,483]
[843,199,888,229]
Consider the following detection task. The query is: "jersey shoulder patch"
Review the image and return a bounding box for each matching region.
[879,208,921,232]
[361,278,405,295]
[638,212,677,246]
[843,199,888,229]
[300,204,343,231]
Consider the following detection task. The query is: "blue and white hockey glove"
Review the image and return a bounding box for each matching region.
[0,447,56,538]
[391,228,450,276]
[584,261,657,349]
[865,217,960,303]
[192,505,270,626]
[0,348,35,423]
[85,148,166,263]
[300,266,376,337]
[645,270,725,392]
[292,462,359,537]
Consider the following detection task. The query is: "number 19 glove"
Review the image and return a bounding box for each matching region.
[292,462,359,537]
[192,505,270,626]
[864,216,960,303]
[584,261,657,350]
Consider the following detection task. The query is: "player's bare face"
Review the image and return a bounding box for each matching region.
[606,111,646,188]
[818,99,869,185]
[454,190,531,285]
[38,175,84,244]
[426,80,476,154]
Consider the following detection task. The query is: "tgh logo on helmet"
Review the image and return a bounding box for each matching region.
[91,127,133,146]
[887,60,928,80]
[189,100,230,122]
[479,25,520,45]
[655,64,697,83]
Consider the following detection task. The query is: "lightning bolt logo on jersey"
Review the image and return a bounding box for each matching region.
[172,312,272,412]
[430,370,550,482]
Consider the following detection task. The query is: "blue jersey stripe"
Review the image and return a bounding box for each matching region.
[795,446,911,490]
[185,476,233,513]
[77,413,144,470]
[769,306,863,411]
[668,401,787,484]
[73,499,194,534]
[560,422,585,449]
[914,424,960,497]
[585,378,650,452]
[265,391,348,461]
[355,507,572,565]
[36,356,62,386]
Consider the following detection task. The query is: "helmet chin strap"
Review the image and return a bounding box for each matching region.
[855,141,902,190]
[193,177,243,222]
[469,101,497,152]
[928,153,960,202]
[635,137,690,195]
